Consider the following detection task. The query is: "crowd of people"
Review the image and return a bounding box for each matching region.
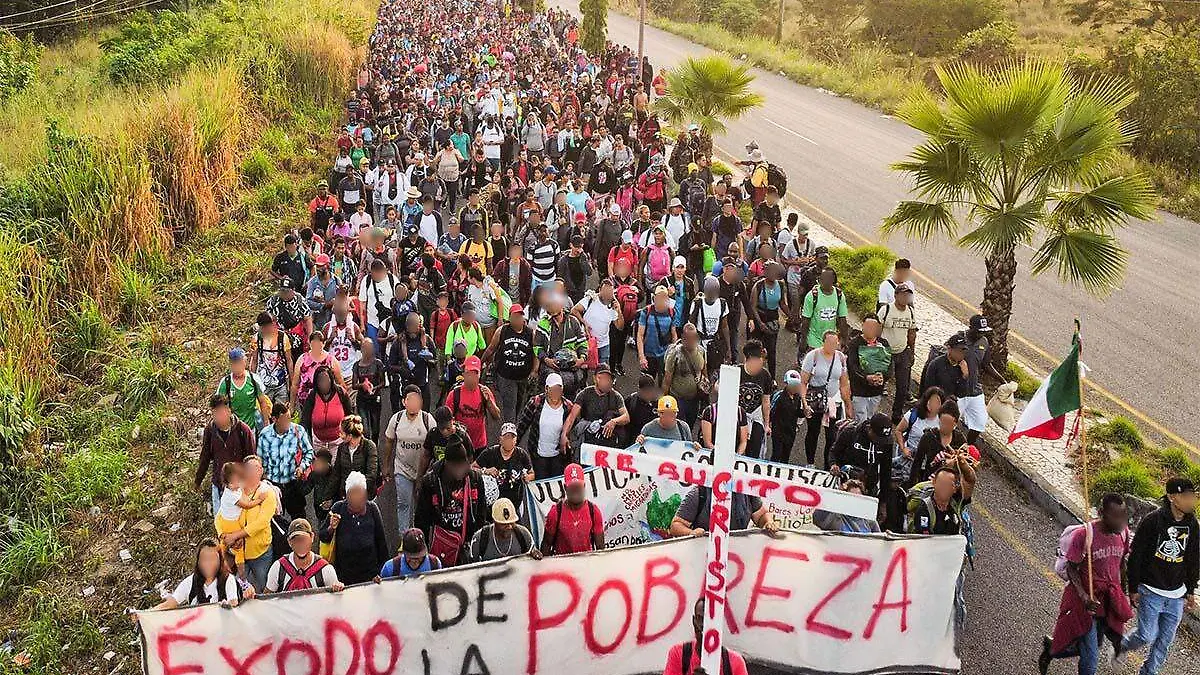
[146,0,1199,673]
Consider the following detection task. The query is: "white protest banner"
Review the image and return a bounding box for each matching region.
[136,531,964,675]
[580,444,879,522]
[524,441,843,547]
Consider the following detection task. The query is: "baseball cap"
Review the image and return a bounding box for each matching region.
[501,422,518,437]
[653,286,670,297]
[796,221,810,235]
[228,347,246,362]
[814,245,830,256]
[673,255,687,269]
[402,528,428,555]
[545,372,564,389]
[1166,477,1196,495]
[594,364,613,378]
[896,282,914,294]
[946,331,968,348]
[461,301,476,313]
[969,314,993,333]
[315,254,331,267]
[564,463,586,487]
[491,498,520,524]
[279,278,296,290]
[287,518,314,540]
[464,355,482,373]
[657,395,679,412]
[609,203,622,215]
[509,303,525,315]
[868,412,892,438]
[621,230,634,244]
[783,369,802,387]
[574,211,586,222]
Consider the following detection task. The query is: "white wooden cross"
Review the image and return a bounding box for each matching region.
[581,364,878,673]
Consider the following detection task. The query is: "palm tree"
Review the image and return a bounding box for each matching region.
[883,60,1157,370]
[652,55,764,154]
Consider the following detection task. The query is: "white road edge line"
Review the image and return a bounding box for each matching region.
[762,117,819,146]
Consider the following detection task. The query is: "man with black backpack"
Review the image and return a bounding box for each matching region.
[829,412,894,503]
[662,598,750,675]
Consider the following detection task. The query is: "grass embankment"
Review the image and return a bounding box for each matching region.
[1087,417,1200,505]
[0,0,370,671]
[611,0,1200,221]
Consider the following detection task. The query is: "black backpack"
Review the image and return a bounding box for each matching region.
[680,642,733,675]
[766,163,788,197]
[917,343,947,395]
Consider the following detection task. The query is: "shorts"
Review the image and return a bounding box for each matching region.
[958,393,988,432]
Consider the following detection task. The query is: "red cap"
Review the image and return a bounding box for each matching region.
[464,355,482,373]
[508,303,525,315]
[966,445,981,462]
[564,463,585,487]
[574,211,586,222]
[315,254,331,266]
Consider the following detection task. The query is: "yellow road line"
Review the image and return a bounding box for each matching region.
[711,144,1199,458]
[971,501,1064,589]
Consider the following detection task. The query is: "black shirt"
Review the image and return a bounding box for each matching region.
[922,354,969,398]
[1128,505,1200,596]
[738,367,775,419]
[574,386,626,422]
[494,324,540,381]
[272,251,307,290]
[474,444,534,508]
[910,494,971,535]
[753,202,781,230]
[624,393,657,445]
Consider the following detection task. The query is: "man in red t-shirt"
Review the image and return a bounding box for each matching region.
[540,463,605,556]
[662,598,750,675]
[446,356,500,454]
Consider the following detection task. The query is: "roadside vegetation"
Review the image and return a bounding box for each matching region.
[0,0,369,671]
[1088,416,1200,504]
[614,0,1200,221]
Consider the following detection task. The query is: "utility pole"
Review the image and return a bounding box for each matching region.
[775,0,784,43]
[637,0,645,76]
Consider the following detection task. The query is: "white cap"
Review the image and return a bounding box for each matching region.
[673,255,687,268]
[609,203,622,215]
[545,373,564,389]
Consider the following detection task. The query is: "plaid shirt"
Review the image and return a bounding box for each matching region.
[256,422,313,485]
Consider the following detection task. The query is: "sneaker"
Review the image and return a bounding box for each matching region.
[1037,636,1052,675]
[1110,643,1128,668]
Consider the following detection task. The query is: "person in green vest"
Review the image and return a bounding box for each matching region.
[443,302,488,358]
[216,348,272,429]
[797,266,849,357]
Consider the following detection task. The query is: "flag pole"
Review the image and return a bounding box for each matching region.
[1074,317,1093,597]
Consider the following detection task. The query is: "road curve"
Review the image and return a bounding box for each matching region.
[555,0,1200,450]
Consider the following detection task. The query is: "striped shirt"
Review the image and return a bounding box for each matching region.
[529,238,559,283]
[257,422,314,485]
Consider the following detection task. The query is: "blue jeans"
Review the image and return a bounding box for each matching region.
[366,323,383,357]
[395,474,416,533]
[1121,585,1185,675]
[243,550,273,593]
[597,344,610,365]
[1051,617,1101,675]
[210,483,222,515]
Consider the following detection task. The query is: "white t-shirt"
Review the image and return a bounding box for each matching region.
[877,277,913,307]
[465,282,497,325]
[638,229,678,250]
[385,410,435,479]
[577,295,617,348]
[692,296,728,342]
[265,553,340,593]
[350,211,373,230]
[801,349,847,401]
[660,213,688,244]
[171,574,240,606]
[417,213,441,248]
[537,402,565,458]
[482,125,504,160]
[358,273,397,329]
[218,488,244,521]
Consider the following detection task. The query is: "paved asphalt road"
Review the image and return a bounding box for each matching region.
[370,326,1198,675]
[549,0,1200,453]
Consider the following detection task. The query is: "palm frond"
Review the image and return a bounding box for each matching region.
[941,60,1069,162]
[881,200,959,242]
[652,55,764,134]
[1029,227,1128,294]
[895,90,947,138]
[1051,175,1159,231]
[891,141,977,201]
[958,197,1043,254]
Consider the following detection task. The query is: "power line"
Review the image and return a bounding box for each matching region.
[1,0,90,21]
[2,0,112,29]
[2,0,169,30]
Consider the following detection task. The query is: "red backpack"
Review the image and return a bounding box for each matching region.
[275,555,330,592]
[615,282,640,324]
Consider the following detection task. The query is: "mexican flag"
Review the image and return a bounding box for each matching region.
[1008,338,1084,443]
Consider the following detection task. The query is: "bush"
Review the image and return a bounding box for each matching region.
[711,0,759,35]
[100,10,216,85]
[103,353,179,409]
[114,262,155,325]
[0,32,42,104]
[955,21,1017,66]
[1004,361,1041,400]
[241,148,274,186]
[53,447,131,508]
[1092,456,1160,502]
[0,364,40,462]
[255,176,296,211]
[711,159,733,176]
[1104,33,1200,176]
[15,589,104,671]
[866,0,1004,56]
[1090,416,1144,453]
[58,296,116,372]
[1156,447,1194,479]
[827,245,897,316]
[0,518,65,596]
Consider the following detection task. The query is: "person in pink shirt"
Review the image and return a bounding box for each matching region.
[444,356,500,454]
